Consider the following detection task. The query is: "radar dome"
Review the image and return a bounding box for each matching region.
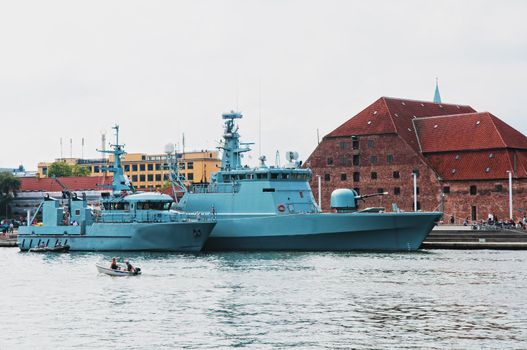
[164,143,175,154]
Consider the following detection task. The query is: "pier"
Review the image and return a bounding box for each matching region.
[421,225,527,250]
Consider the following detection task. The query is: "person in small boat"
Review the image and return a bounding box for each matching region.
[124,260,135,272]
[110,257,119,270]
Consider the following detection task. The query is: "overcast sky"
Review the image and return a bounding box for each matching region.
[1,0,526,170]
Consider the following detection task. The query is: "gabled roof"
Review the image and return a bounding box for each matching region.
[415,112,527,153]
[20,176,112,192]
[327,97,476,151]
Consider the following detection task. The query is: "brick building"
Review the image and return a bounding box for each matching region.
[306,97,527,223]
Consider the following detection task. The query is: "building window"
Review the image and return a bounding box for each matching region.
[377,188,384,194]
[140,175,145,182]
[327,157,333,166]
[94,166,100,173]
[132,175,138,182]
[339,156,350,166]
[416,187,420,195]
[387,154,393,163]
[353,187,360,195]
[341,173,347,181]
[353,172,360,182]
[187,173,194,181]
[124,164,130,172]
[187,162,194,170]
[367,139,374,149]
[442,186,450,194]
[155,163,162,171]
[495,184,503,192]
[470,185,477,195]
[155,174,161,181]
[412,169,420,177]
[324,173,330,181]
[339,141,350,150]
[163,174,169,180]
[179,163,185,170]
[352,139,359,150]
[416,201,421,210]
[371,172,377,180]
[352,155,360,166]
[147,174,153,181]
[370,156,377,164]
[394,187,400,195]
[147,163,153,171]
[393,171,400,179]
[132,164,138,171]
[140,164,145,171]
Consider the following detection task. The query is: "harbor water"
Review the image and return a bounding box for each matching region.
[0,248,526,349]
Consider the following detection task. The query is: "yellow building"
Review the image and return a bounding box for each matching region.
[37,150,220,190]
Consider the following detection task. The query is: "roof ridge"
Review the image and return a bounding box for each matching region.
[381,97,399,134]
[487,112,508,149]
[381,96,473,108]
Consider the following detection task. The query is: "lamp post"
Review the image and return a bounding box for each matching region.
[316,175,322,211]
[507,170,513,220]
[412,172,417,211]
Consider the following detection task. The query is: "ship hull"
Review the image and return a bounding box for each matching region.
[204,212,442,251]
[17,222,215,252]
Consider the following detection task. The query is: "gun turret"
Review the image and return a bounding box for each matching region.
[331,189,388,213]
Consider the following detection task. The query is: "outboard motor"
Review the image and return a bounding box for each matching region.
[330,189,358,213]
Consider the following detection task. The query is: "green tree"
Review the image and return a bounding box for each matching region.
[72,164,91,176]
[47,162,73,177]
[0,172,21,219]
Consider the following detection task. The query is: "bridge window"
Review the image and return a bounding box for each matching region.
[136,202,172,210]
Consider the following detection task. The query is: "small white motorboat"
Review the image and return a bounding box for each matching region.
[96,263,141,276]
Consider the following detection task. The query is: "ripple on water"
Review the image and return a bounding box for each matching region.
[0,249,526,349]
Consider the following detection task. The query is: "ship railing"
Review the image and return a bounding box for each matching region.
[169,210,215,223]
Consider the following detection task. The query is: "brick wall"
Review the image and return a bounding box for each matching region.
[440,179,527,223]
[307,134,441,212]
[307,134,527,221]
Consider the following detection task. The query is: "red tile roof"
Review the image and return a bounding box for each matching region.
[20,176,113,192]
[425,150,527,181]
[327,97,476,151]
[415,112,527,153]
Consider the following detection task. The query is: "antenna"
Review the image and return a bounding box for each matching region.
[182,133,186,155]
[317,128,320,144]
[81,137,85,159]
[258,79,262,157]
[235,79,239,112]
[101,132,106,160]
